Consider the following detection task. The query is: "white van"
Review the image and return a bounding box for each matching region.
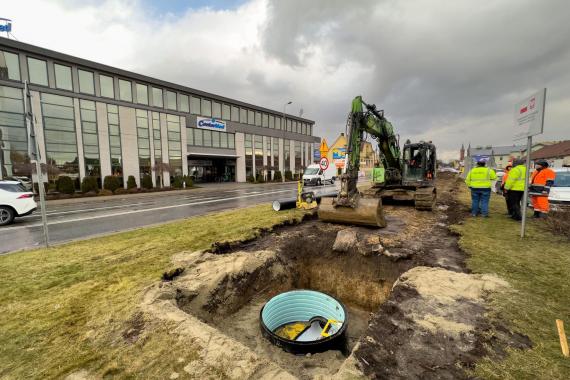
[303,164,336,186]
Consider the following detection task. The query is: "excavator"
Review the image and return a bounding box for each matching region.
[318,96,437,227]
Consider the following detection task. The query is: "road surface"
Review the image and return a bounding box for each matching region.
[0,182,337,254]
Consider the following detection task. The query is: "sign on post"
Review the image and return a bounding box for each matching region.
[513,88,546,238]
[319,157,329,171]
[514,88,546,140]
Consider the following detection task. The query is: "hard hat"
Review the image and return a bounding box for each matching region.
[535,159,549,168]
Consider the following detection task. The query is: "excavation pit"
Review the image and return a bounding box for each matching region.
[172,221,416,378]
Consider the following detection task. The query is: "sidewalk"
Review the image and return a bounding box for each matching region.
[45,181,296,206]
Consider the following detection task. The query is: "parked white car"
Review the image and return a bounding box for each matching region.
[0,180,37,226]
[549,168,570,207]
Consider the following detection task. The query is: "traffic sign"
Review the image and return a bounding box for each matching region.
[319,157,329,171]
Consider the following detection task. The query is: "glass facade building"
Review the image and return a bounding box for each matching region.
[0,38,318,186]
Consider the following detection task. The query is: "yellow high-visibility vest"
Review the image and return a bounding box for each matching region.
[504,165,527,191]
[465,167,496,188]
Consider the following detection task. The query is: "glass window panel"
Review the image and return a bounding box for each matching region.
[80,99,96,110]
[166,91,177,110]
[269,116,274,129]
[111,147,122,155]
[212,102,221,118]
[44,130,77,144]
[231,105,239,122]
[82,121,97,133]
[153,129,161,139]
[190,96,200,114]
[0,51,20,81]
[255,112,261,126]
[119,79,132,102]
[194,129,202,145]
[54,64,72,91]
[203,129,212,147]
[136,83,148,105]
[220,132,228,148]
[179,94,189,112]
[42,117,75,131]
[83,133,98,145]
[222,104,230,120]
[0,86,22,99]
[228,134,235,149]
[167,131,180,140]
[240,108,247,123]
[276,117,281,130]
[109,135,121,147]
[287,119,292,131]
[0,111,24,126]
[247,110,254,125]
[42,104,74,119]
[108,113,119,125]
[137,128,149,138]
[212,131,220,147]
[78,70,95,94]
[187,128,194,145]
[151,87,163,108]
[100,75,114,98]
[45,143,77,153]
[83,145,99,155]
[167,114,179,123]
[201,99,211,117]
[136,108,147,118]
[0,125,27,141]
[27,57,48,86]
[0,97,23,113]
[42,93,74,107]
[80,109,96,122]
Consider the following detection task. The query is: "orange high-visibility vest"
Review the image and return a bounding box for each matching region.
[531,168,556,187]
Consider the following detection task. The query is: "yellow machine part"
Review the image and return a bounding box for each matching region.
[318,196,387,228]
[274,322,308,340]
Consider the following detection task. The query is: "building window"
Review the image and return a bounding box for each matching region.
[264,136,271,174]
[179,94,189,112]
[54,64,72,91]
[255,112,261,127]
[80,99,100,178]
[287,119,292,132]
[0,50,20,81]
[119,79,132,102]
[272,137,279,171]
[222,104,230,120]
[27,57,48,86]
[167,114,182,177]
[202,129,212,147]
[276,117,281,130]
[309,124,312,136]
[247,110,255,125]
[99,75,114,98]
[231,105,239,122]
[245,134,253,179]
[255,135,263,177]
[41,93,79,187]
[136,109,151,180]
[212,130,220,148]
[293,121,298,133]
[268,115,274,129]
[190,96,200,114]
[152,87,163,108]
[136,83,148,105]
[151,112,163,186]
[295,141,302,173]
[239,108,247,123]
[0,86,30,179]
[107,104,122,182]
[284,139,290,171]
[201,99,212,117]
[78,70,95,94]
[166,91,177,110]
[212,102,221,119]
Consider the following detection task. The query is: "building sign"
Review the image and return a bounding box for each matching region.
[514,88,546,140]
[332,147,346,160]
[0,18,12,33]
[188,159,213,166]
[197,117,226,132]
[472,155,490,163]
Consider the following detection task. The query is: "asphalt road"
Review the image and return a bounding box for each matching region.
[0,182,338,254]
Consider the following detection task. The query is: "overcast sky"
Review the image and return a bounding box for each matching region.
[4,0,569,160]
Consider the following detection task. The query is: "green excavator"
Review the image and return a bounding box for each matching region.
[318,96,437,227]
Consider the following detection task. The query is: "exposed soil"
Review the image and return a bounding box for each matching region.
[139,173,531,379]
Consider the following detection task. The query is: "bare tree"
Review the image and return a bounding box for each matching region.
[152,162,172,188]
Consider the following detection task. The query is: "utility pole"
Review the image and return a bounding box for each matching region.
[24,81,49,247]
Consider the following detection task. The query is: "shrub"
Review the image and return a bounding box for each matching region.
[127,175,137,189]
[183,175,193,188]
[255,172,265,183]
[98,189,113,196]
[56,176,75,194]
[33,182,49,194]
[284,170,293,181]
[103,175,121,192]
[247,175,255,183]
[114,187,128,195]
[141,174,153,190]
[81,176,99,193]
[273,171,282,182]
[172,175,184,189]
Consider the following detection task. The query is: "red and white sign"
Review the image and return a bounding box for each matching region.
[319,157,329,171]
[514,88,546,140]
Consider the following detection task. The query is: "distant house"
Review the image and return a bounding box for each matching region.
[464,142,559,170]
[527,140,570,167]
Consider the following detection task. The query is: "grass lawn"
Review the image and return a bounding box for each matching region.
[453,184,570,379]
[0,205,305,379]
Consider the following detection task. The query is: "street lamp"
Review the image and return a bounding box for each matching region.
[282,101,292,131]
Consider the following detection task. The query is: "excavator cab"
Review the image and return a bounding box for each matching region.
[402,141,437,185]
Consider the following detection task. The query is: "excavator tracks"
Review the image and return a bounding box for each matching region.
[414,187,436,211]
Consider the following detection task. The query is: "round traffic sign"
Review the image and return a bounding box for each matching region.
[319,157,329,171]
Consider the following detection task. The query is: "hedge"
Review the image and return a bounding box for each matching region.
[103,176,121,192]
[81,176,99,193]
[126,175,137,189]
[56,176,75,194]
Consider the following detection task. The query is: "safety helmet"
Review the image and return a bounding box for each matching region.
[535,159,549,168]
[477,158,486,166]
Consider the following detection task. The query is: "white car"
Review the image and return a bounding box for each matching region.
[0,180,37,226]
[549,168,570,207]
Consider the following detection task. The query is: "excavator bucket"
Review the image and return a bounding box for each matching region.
[318,196,387,228]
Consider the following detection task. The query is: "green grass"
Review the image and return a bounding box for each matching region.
[452,185,570,379]
[0,205,305,379]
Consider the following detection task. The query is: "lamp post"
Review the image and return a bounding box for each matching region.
[282,101,292,131]
[281,101,292,182]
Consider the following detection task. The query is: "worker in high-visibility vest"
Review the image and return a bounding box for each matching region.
[500,163,513,216]
[530,159,556,218]
[504,159,527,221]
[465,159,496,217]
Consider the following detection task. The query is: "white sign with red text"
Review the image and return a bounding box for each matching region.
[514,88,546,140]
